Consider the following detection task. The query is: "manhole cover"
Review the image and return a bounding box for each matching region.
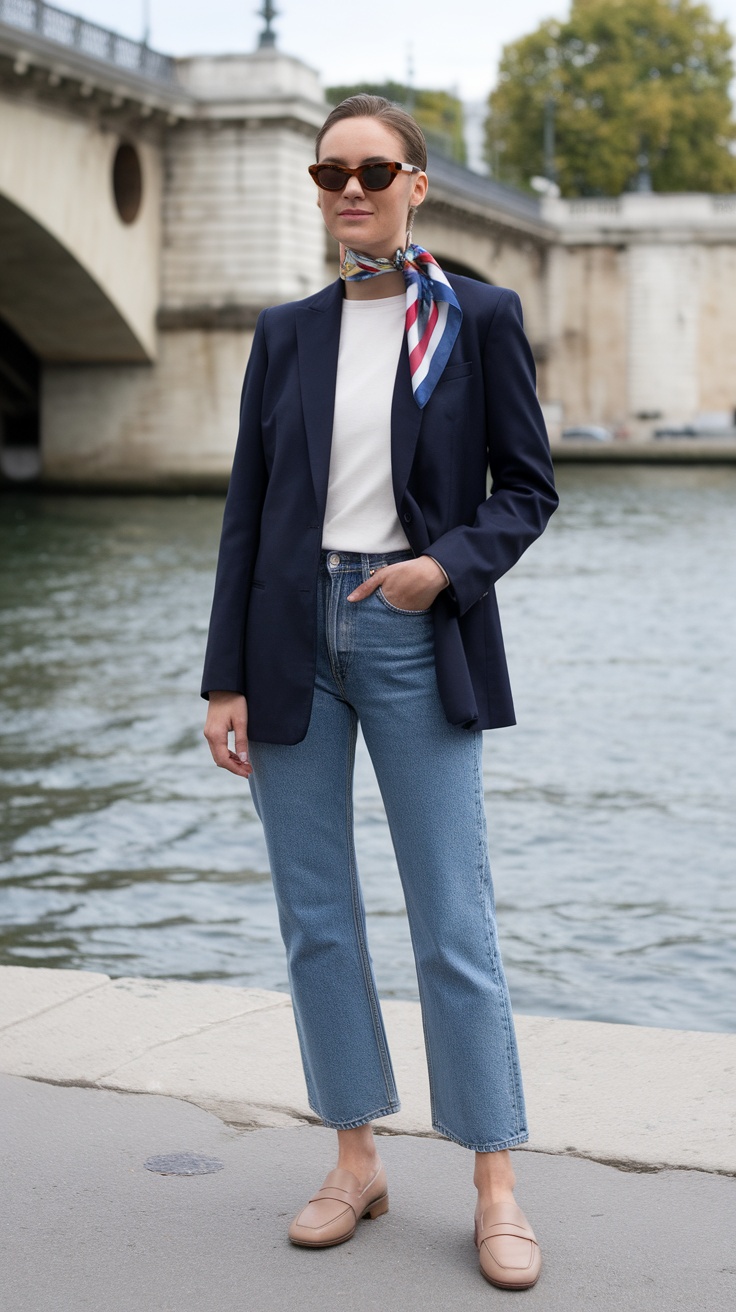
[144,1151,225,1176]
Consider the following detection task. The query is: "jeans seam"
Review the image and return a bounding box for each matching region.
[340,572,357,681]
[473,735,525,1136]
[412,963,440,1129]
[286,961,321,1112]
[343,712,398,1110]
[325,567,348,698]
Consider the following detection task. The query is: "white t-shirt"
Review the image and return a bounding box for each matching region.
[321,291,411,552]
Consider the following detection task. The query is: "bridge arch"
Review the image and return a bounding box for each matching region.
[0,316,40,482]
[432,254,492,283]
[0,97,161,364]
[0,193,150,363]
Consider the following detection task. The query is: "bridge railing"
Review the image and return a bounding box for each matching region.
[0,0,176,83]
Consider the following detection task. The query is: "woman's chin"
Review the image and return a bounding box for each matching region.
[335,222,375,245]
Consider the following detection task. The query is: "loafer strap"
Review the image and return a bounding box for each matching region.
[308,1186,358,1217]
[478,1221,539,1246]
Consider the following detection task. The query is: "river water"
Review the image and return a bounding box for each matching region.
[1,466,734,1032]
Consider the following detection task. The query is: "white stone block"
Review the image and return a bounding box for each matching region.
[516,1014,736,1173]
[0,965,110,1030]
[97,999,310,1127]
[0,974,290,1082]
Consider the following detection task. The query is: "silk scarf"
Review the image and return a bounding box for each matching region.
[340,242,462,408]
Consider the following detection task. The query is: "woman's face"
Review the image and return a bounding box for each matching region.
[315,116,428,257]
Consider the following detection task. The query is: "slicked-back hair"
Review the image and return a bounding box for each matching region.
[315,94,427,170]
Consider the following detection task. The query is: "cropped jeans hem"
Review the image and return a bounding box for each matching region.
[432,1122,530,1153]
[311,1100,402,1130]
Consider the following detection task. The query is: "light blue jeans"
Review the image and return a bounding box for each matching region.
[247,547,528,1152]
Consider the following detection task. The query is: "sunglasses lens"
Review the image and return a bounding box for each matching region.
[361,164,394,190]
[315,166,349,190]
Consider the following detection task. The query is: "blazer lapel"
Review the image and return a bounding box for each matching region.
[296,279,343,514]
[390,332,424,511]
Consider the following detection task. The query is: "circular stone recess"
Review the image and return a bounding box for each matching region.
[143,1151,225,1176]
[112,142,143,224]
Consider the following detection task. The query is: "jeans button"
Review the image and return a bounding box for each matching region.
[328,553,340,566]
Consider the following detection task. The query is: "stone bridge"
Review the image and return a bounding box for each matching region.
[1,0,735,485]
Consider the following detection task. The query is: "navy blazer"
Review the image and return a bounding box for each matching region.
[200,271,558,743]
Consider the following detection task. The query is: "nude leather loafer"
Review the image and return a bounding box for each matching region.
[288,1162,389,1248]
[474,1200,542,1290]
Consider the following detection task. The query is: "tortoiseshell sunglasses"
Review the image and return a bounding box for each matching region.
[308,161,422,192]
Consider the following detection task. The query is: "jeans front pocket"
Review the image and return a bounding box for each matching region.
[375,585,432,616]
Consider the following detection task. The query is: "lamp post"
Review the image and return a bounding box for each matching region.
[543,95,557,186]
[405,45,416,114]
[257,0,279,48]
[635,146,653,192]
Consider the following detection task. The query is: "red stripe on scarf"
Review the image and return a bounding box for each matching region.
[409,299,438,372]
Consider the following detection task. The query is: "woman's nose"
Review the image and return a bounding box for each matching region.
[342,177,366,201]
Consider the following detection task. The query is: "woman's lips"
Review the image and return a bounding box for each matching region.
[339,210,372,217]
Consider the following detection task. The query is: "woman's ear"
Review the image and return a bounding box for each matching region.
[411,171,428,209]
[406,171,427,242]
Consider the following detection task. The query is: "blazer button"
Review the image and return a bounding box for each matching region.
[403,512,412,523]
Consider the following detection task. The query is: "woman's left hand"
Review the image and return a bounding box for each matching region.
[347,556,449,610]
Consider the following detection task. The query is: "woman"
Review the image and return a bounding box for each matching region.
[201,94,558,1291]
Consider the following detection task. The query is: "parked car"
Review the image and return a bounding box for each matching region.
[561,425,614,442]
[654,424,736,439]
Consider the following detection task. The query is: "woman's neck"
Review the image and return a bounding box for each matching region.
[343,269,406,301]
[340,234,410,300]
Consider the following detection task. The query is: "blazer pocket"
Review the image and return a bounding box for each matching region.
[438,361,473,381]
[251,579,265,589]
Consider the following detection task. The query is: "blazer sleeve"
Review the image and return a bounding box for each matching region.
[421,289,558,617]
[200,311,269,700]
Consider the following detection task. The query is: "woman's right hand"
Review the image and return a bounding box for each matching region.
[203,691,253,778]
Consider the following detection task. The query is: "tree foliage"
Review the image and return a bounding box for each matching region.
[326,81,466,165]
[486,0,736,195]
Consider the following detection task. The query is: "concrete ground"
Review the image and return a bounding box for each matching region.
[1,966,735,1309]
[2,1073,735,1312]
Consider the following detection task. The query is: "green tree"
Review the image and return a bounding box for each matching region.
[486,0,736,195]
[326,81,467,165]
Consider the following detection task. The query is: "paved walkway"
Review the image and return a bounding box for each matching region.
[2,1074,735,1311]
[1,966,735,1309]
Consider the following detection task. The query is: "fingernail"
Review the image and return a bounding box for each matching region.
[237,751,250,763]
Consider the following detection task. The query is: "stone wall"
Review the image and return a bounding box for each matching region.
[42,329,254,487]
[162,120,324,311]
[697,245,736,421]
[542,194,736,435]
[544,244,629,431]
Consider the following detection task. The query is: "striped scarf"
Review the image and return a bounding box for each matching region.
[340,242,463,408]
